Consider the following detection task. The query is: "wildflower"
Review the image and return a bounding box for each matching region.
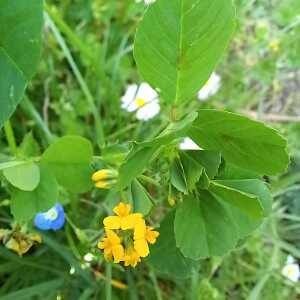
[83,253,95,262]
[198,72,221,100]
[98,202,159,267]
[121,83,160,121]
[179,137,201,150]
[34,203,65,231]
[103,202,143,230]
[282,255,300,282]
[98,229,124,263]
[124,248,141,267]
[91,169,118,190]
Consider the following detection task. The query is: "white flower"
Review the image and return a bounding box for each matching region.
[179,138,201,150]
[198,72,221,101]
[282,255,300,282]
[121,83,160,121]
[83,253,94,262]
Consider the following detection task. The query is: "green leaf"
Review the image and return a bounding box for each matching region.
[180,152,204,191]
[41,136,93,193]
[189,150,221,179]
[214,179,272,238]
[175,193,238,259]
[170,157,188,193]
[209,181,263,219]
[130,179,153,215]
[119,145,157,189]
[18,132,40,157]
[11,165,58,222]
[0,0,43,128]
[3,161,40,191]
[189,110,289,175]
[214,179,272,215]
[118,112,198,188]
[147,212,197,279]
[134,0,235,103]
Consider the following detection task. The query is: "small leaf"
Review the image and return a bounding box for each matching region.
[209,181,263,219]
[170,157,188,193]
[189,110,289,175]
[41,136,93,193]
[175,193,238,259]
[130,179,153,215]
[134,0,235,103]
[11,165,58,222]
[147,212,197,278]
[3,162,40,191]
[0,0,43,128]
[180,152,204,191]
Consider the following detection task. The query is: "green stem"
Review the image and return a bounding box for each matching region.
[4,121,18,157]
[44,12,105,147]
[149,268,163,300]
[105,263,112,300]
[20,97,54,144]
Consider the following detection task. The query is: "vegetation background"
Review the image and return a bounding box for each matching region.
[0,0,300,299]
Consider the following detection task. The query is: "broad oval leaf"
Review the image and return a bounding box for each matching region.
[209,181,263,219]
[189,110,289,175]
[134,0,235,103]
[0,0,43,128]
[41,136,93,193]
[11,165,58,222]
[3,161,40,191]
[175,193,238,259]
[147,212,197,278]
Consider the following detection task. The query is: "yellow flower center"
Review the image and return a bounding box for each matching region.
[135,98,146,108]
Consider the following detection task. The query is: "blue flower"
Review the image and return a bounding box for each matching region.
[34,203,65,231]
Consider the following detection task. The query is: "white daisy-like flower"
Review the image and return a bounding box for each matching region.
[179,137,201,150]
[282,255,300,282]
[121,83,160,121]
[198,72,221,101]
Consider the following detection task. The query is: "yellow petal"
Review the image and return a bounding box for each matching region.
[112,245,124,263]
[134,239,149,258]
[95,181,110,189]
[103,216,121,230]
[134,219,146,240]
[92,169,110,182]
[106,229,121,245]
[146,228,160,244]
[121,213,143,230]
[113,202,131,217]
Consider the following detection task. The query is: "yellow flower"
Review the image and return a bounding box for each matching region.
[133,220,160,257]
[145,227,160,244]
[91,169,118,189]
[124,249,141,268]
[98,202,159,267]
[103,202,142,230]
[98,230,124,263]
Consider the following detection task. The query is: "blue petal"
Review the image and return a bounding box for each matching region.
[34,213,51,231]
[50,204,65,231]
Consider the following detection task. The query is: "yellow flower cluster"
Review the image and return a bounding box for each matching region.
[98,202,159,267]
